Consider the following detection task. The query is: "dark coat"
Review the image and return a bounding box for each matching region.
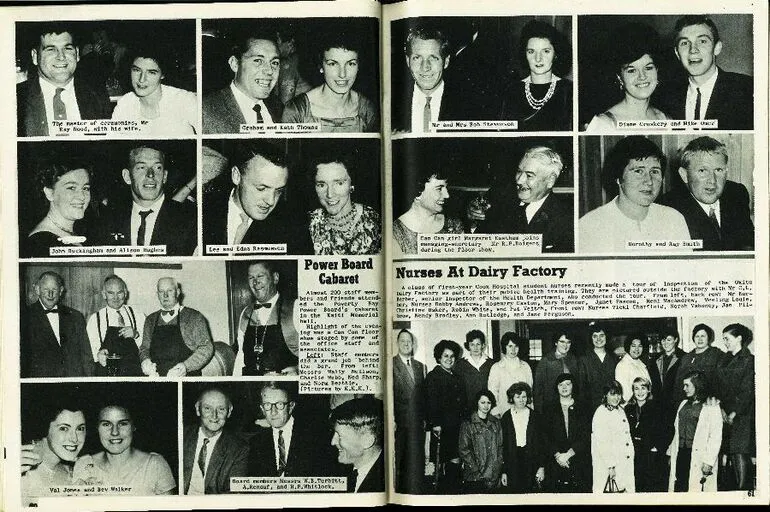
[533,351,579,411]
[577,350,619,412]
[247,420,329,477]
[393,356,426,428]
[500,407,544,492]
[354,451,385,493]
[540,400,591,492]
[183,426,249,494]
[715,348,755,454]
[649,348,686,421]
[454,358,494,405]
[424,366,467,461]
[659,180,754,251]
[202,87,284,134]
[673,346,721,404]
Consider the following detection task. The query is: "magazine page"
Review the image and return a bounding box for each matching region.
[382,0,768,505]
[0,1,387,511]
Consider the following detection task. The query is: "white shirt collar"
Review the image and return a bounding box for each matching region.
[131,193,165,214]
[463,354,489,370]
[271,415,295,472]
[398,353,412,366]
[523,193,550,223]
[227,190,253,245]
[39,75,75,94]
[411,81,445,133]
[230,81,274,124]
[693,196,721,224]
[130,194,165,246]
[687,67,719,120]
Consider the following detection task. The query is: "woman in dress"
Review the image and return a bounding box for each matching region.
[673,323,722,404]
[24,157,92,258]
[625,377,668,492]
[591,381,635,493]
[500,382,544,493]
[533,331,578,411]
[309,156,381,255]
[615,333,652,403]
[393,168,463,254]
[458,389,503,492]
[715,323,755,490]
[282,33,377,132]
[73,405,176,495]
[500,20,572,130]
[111,45,197,135]
[487,332,533,417]
[585,23,669,131]
[454,330,494,406]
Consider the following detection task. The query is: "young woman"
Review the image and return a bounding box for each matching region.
[591,381,635,493]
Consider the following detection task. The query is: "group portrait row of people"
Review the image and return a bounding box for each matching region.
[20,382,384,506]
[393,321,755,494]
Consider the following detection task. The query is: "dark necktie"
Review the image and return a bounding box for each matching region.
[348,468,358,492]
[708,207,721,240]
[198,437,209,476]
[161,310,175,319]
[253,103,263,124]
[406,358,415,383]
[694,87,702,120]
[423,96,432,132]
[53,87,67,120]
[137,210,153,246]
[45,308,59,314]
[515,202,528,229]
[255,302,271,309]
[278,430,287,474]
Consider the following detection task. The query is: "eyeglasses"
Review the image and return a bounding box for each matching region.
[260,401,289,412]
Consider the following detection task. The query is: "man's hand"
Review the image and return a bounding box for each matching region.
[432,426,442,433]
[97,349,109,367]
[166,363,187,377]
[535,467,545,483]
[119,326,136,339]
[141,359,159,377]
[280,366,299,376]
[554,452,571,468]
[500,473,508,487]
[21,443,41,475]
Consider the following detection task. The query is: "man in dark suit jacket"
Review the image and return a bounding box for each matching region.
[18,24,110,136]
[183,388,249,494]
[203,34,283,134]
[660,136,754,251]
[202,141,312,255]
[392,329,426,494]
[664,15,753,130]
[330,397,385,493]
[478,146,574,252]
[99,146,196,255]
[21,271,93,378]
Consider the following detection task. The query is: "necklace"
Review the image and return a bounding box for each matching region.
[325,204,359,233]
[46,214,75,235]
[524,77,558,111]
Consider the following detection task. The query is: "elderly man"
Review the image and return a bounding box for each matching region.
[392,329,425,494]
[479,146,574,252]
[233,261,298,376]
[139,277,213,377]
[183,387,249,494]
[660,136,754,251]
[86,274,145,376]
[202,141,311,254]
[203,33,283,133]
[330,396,384,493]
[100,145,196,255]
[21,271,93,377]
[17,23,110,136]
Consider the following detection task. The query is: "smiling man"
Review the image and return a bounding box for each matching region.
[18,23,110,136]
[330,396,384,493]
[203,33,283,133]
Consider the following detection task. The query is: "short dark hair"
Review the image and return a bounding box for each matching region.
[588,321,607,337]
[32,23,79,49]
[125,43,172,78]
[404,26,450,58]
[311,153,356,186]
[128,145,166,168]
[722,323,753,347]
[464,329,485,350]
[397,328,415,345]
[678,136,728,170]
[682,370,708,401]
[601,380,625,407]
[231,33,278,60]
[691,323,715,344]
[232,140,288,172]
[260,381,296,403]
[623,333,648,354]
[674,15,720,45]
[36,155,93,191]
[506,381,532,405]
[472,388,496,409]
[499,331,523,355]
[554,372,575,394]
[661,327,680,341]
[519,20,571,76]
[602,136,666,196]
[330,396,383,446]
[318,31,361,67]
[610,23,661,78]
[433,339,462,363]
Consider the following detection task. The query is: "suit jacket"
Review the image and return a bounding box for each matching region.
[202,186,312,255]
[183,426,249,494]
[247,420,326,477]
[355,451,385,493]
[392,356,425,429]
[202,87,284,134]
[391,79,474,132]
[479,193,574,253]
[664,68,753,130]
[99,197,197,255]
[21,301,94,377]
[659,180,754,251]
[17,76,111,136]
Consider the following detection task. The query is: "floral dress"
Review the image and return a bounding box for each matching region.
[309,203,381,255]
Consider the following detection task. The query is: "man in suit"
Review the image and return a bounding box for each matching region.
[202,140,312,255]
[100,146,196,255]
[138,277,214,378]
[478,145,574,252]
[330,396,384,493]
[665,15,753,130]
[17,23,110,136]
[21,271,93,377]
[247,382,325,477]
[234,261,298,376]
[203,33,283,134]
[184,387,249,494]
[660,136,754,251]
[392,329,426,494]
[577,322,618,412]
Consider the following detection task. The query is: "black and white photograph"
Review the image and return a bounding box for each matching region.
[578,134,754,253]
[181,382,384,493]
[19,261,232,378]
[16,20,197,137]
[390,16,573,134]
[17,140,198,258]
[20,382,178,506]
[578,14,754,131]
[202,17,379,134]
[392,316,756,495]
[202,138,381,256]
[392,137,574,254]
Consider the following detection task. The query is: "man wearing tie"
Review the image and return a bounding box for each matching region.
[17,23,110,136]
[477,146,574,252]
[139,277,214,377]
[183,387,249,495]
[21,271,93,377]
[233,261,299,376]
[660,136,754,251]
[330,396,385,493]
[392,329,426,494]
[86,275,145,376]
[203,33,283,134]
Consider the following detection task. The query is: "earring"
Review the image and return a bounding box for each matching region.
[350,185,355,192]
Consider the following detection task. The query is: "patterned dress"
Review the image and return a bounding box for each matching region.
[309,203,381,255]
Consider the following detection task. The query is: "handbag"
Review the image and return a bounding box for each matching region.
[603,474,626,493]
